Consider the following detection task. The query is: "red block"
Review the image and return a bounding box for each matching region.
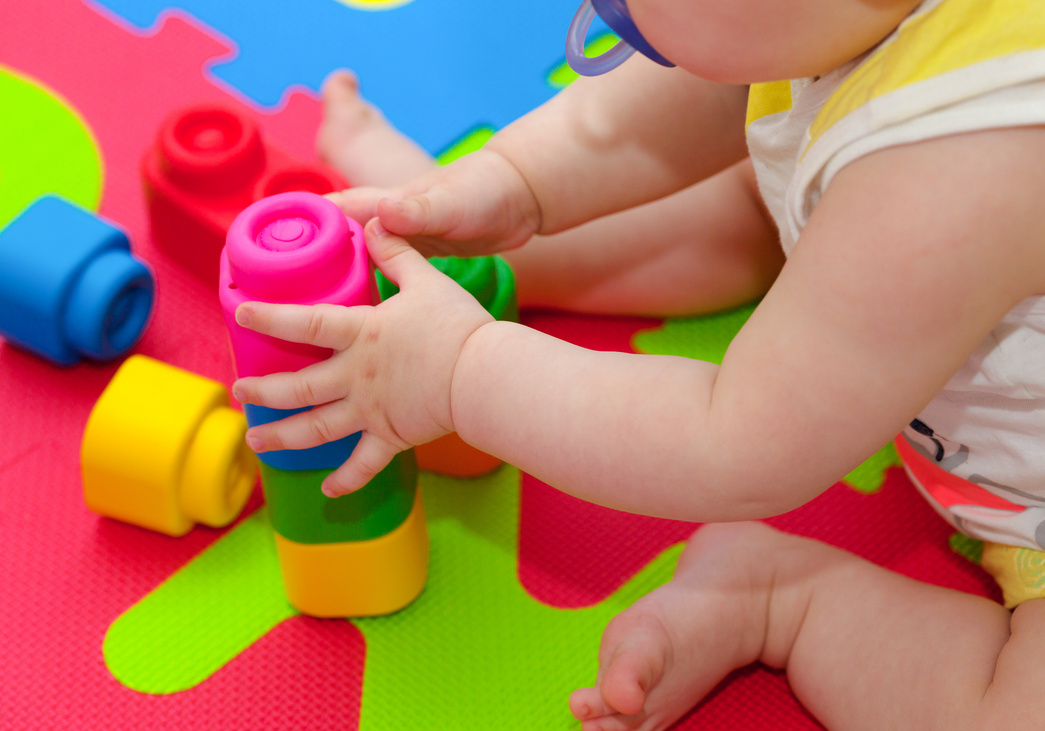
[142,105,348,285]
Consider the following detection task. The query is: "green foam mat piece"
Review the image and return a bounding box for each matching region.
[104,508,295,694]
[0,66,101,226]
[436,125,495,165]
[951,532,985,566]
[103,466,682,727]
[632,304,757,365]
[842,441,902,494]
[355,468,681,730]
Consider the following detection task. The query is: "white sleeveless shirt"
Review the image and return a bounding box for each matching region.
[745,0,1045,549]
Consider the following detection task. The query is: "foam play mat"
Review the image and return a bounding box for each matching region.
[0,2,1000,729]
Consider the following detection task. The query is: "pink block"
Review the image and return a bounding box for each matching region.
[219,191,376,378]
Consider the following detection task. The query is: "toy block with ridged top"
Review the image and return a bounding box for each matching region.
[81,355,258,537]
[220,191,428,617]
[220,191,374,471]
[143,105,348,286]
[0,194,154,366]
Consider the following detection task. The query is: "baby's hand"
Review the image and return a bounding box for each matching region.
[232,220,494,498]
[329,149,542,258]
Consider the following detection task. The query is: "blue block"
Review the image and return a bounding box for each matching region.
[0,195,155,366]
[243,403,362,471]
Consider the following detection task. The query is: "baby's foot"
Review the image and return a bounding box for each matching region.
[316,70,436,188]
[570,522,784,731]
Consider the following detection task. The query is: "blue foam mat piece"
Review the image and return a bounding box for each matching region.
[89,0,594,154]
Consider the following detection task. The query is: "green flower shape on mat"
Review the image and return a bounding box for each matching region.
[950,532,984,565]
[104,302,901,726]
[632,305,901,494]
[105,467,681,729]
[0,66,102,226]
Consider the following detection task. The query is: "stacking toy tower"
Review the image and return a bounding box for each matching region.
[377,256,518,477]
[82,355,258,536]
[220,191,427,617]
[143,105,348,286]
[0,195,154,366]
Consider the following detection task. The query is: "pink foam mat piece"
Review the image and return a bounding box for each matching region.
[0,3,999,729]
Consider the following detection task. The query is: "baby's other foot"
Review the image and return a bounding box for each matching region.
[316,70,435,187]
[570,522,781,731]
[569,609,677,731]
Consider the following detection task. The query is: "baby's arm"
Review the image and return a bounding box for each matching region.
[484,55,749,235]
[238,127,1045,517]
[445,126,1045,519]
[336,57,749,256]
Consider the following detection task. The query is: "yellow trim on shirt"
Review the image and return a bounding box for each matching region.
[809,0,1045,147]
[746,81,792,129]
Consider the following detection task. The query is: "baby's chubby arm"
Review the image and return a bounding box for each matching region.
[236,127,1045,519]
[444,127,1045,520]
[334,57,749,257]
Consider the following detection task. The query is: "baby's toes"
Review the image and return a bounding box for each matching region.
[599,630,668,717]
[317,70,379,154]
[570,686,616,721]
[578,711,648,731]
[321,70,361,106]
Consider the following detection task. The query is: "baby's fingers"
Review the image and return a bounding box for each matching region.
[233,358,346,410]
[364,219,438,288]
[376,184,463,240]
[244,401,363,454]
[327,187,384,230]
[321,432,403,497]
[235,302,363,349]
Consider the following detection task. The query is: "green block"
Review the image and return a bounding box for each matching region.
[260,449,417,544]
[378,255,518,322]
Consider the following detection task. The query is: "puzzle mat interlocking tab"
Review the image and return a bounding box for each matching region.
[90,0,577,154]
[0,2,998,729]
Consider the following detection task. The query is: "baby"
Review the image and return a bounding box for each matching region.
[231,0,1045,728]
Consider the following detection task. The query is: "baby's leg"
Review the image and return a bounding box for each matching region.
[317,73,782,317]
[573,521,1037,731]
[316,71,434,187]
[503,160,782,317]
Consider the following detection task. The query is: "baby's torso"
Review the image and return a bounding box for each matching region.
[744,0,1045,548]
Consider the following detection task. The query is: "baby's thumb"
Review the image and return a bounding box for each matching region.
[322,432,401,498]
[363,218,429,288]
[328,187,385,228]
[376,185,461,239]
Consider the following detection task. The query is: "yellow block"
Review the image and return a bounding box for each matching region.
[274,489,429,617]
[81,355,257,536]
